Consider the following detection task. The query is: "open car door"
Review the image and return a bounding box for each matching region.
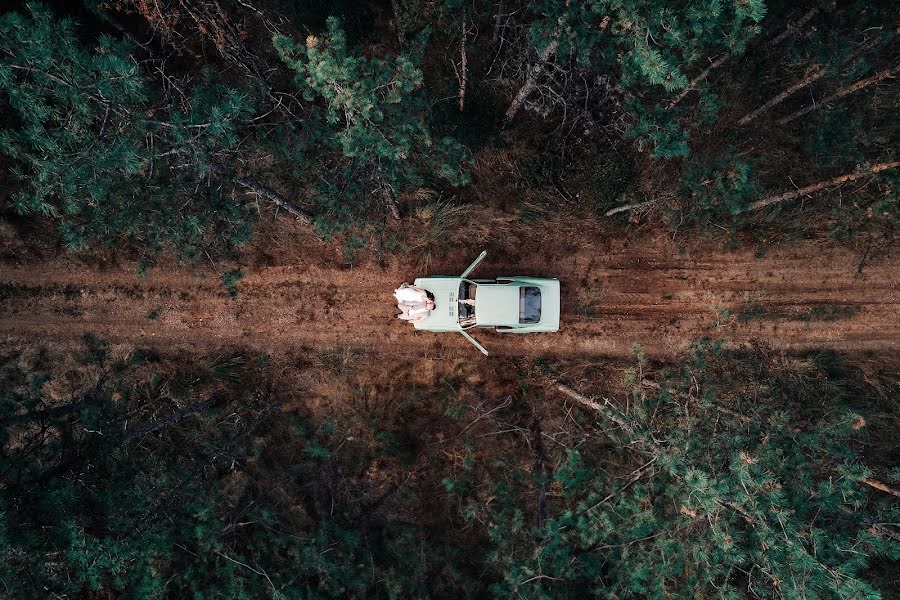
[459,251,489,355]
[460,329,488,356]
[460,250,487,279]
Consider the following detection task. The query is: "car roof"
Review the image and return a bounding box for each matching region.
[475,284,520,326]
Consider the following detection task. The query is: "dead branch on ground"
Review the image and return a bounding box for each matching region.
[668,5,822,109]
[777,64,900,125]
[766,6,823,47]
[604,198,662,217]
[743,161,900,212]
[209,161,314,223]
[738,66,826,126]
[459,18,468,111]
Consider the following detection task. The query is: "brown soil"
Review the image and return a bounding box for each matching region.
[2,222,897,360]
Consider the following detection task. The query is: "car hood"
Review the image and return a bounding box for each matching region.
[411,277,462,331]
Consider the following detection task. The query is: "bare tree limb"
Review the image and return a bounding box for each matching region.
[667,5,822,110]
[390,0,406,45]
[212,549,277,593]
[605,198,661,217]
[492,1,504,44]
[581,457,657,514]
[766,6,822,48]
[561,379,900,530]
[739,30,875,126]
[376,173,401,220]
[505,26,561,123]
[871,523,900,541]
[207,398,288,465]
[122,393,224,444]
[715,405,752,424]
[738,66,826,126]
[667,53,730,109]
[459,18,468,112]
[209,161,313,224]
[778,64,900,125]
[556,383,644,442]
[743,161,900,212]
[861,477,900,499]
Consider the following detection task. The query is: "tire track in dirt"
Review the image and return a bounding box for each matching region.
[1,234,898,359]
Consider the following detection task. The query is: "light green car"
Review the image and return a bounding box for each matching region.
[412,251,560,355]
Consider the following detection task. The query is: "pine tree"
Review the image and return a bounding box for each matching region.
[452,344,900,598]
[0,5,149,249]
[274,17,469,224]
[681,148,760,220]
[502,0,766,153]
[0,4,283,262]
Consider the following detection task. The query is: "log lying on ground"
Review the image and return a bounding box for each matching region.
[390,0,406,44]
[778,64,900,125]
[739,29,876,127]
[458,18,468,112]
[122,393,224,444]
[209,161,313,224]
[738,66,826,126]
[556,383,643,441]
[668,6,821,110]
[743,161,900,212]
[559,382,900,502]
[766,6,822,47]
[861,477,900,499]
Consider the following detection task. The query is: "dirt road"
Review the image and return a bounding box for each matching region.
[1,230,898,359]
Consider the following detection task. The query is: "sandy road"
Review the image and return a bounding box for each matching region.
[1,232,898,359]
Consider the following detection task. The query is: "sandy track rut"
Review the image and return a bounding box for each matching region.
[1,234,898,359]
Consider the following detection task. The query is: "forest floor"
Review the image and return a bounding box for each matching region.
[2,216,898,362]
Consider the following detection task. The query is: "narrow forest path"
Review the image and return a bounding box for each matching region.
[1,231,897,359]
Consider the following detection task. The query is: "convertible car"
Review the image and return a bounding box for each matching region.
[412,251,560,355]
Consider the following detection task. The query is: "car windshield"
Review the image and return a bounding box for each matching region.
[519,287,541,324]
[458,281,476,326]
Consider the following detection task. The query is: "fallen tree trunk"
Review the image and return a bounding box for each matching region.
[743,161,900,212]
[559,381,900,504]
[377,173,402,220]
[738,66,825,126]
[778,64,900,125]
[861,477,900,499]
[208,398,288,464]
[740,30,876,126]
[504,27,561,123]
[766,6,822,47]
[556,383,643,441]
[668,6,822,110]
[390,0,406,45]
[492,1,504,44]
[459,18,468,112]
[122,393,224,443]
[209,161,313,224]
